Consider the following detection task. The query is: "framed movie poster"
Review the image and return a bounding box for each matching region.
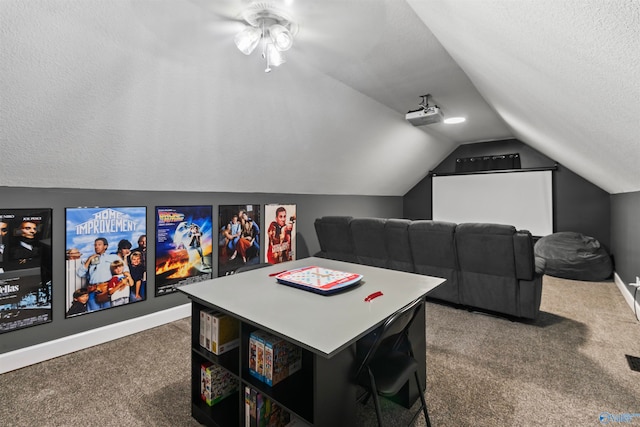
[155,206,213,295]
[264,204,296,265]
[218,205,261,276]
[65,207,147,317]
[0,209,52,333]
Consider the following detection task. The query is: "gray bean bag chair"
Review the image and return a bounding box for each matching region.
[534,232,612,281]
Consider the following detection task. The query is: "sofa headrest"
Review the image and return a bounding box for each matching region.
[385,218,412,228]
[384,219,414,272]
[408,220,458,270]
[456,223,517,235]
[455,223,536,280]
[314,216,354,254]
[409,220,457,233]
[455,223,517,277]
[350,218,388,268]
[318,216,353,225]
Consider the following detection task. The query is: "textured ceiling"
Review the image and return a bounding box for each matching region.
[1,0,638,195]
[409,0,640,194]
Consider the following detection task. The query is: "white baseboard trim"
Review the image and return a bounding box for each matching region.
[1,303,191,374]
[614,272,640,320]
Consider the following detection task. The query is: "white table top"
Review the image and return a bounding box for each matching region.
[178,257,445,358]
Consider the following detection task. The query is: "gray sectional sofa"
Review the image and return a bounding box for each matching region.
[314,216,543,320]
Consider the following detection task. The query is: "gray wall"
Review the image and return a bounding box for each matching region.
[403,139,612,250]
[0,186,401,354]
[611,191,640,285]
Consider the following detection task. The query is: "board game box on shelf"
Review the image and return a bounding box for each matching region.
[249,329,302,386]
[199,309,240,355]
[200,362,237,406]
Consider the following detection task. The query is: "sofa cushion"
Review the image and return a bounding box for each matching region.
[408,220,460,304]
[455,223,517,277]
[409,221,458,270]
[314,216,356,263]
[455,223,521,316]
[351,218,388,268]
[384,219,414,272]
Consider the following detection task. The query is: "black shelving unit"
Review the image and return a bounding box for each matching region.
[189,302,315,426]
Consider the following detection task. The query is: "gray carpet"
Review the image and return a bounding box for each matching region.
[1,275,639,426]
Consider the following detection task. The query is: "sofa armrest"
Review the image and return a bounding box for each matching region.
[518,273,543,319]
[513,230,535,281]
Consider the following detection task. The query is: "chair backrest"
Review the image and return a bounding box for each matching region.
[455,223,520,315]
[313,216,356,262]
[354,297,424,379]
[384,219,414,272]
[408,220,460,303]
[351,217,388,268]
[455,223,518,277]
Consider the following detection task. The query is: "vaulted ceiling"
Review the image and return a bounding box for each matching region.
[1,0,638,195]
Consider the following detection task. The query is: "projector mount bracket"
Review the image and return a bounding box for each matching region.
[418,94,438,113]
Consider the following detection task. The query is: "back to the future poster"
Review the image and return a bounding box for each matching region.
[155,206,213,295]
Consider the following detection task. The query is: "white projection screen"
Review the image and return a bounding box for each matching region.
[432,170,553,237]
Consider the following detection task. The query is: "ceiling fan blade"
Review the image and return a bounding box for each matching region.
[129,0,248,57]
[186,0,248,23]
[291,0,388,60]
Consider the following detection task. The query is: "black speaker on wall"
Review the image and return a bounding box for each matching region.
[455,153,521,173]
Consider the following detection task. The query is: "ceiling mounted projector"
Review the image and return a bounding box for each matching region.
[406,94,443,126]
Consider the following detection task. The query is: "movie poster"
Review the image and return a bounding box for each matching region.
[0,209,52,333]
[264,204,296,265]
[218,205,261,276]
[155,206,213,295]
[65,207,147,317]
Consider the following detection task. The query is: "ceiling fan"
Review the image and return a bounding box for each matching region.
[131,0,388,72]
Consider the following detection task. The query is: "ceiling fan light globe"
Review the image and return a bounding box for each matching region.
[234,26,262,55]
[266,43,286,66]
[269,24,293,51]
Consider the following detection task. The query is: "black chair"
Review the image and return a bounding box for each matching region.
[354,297,432,427]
